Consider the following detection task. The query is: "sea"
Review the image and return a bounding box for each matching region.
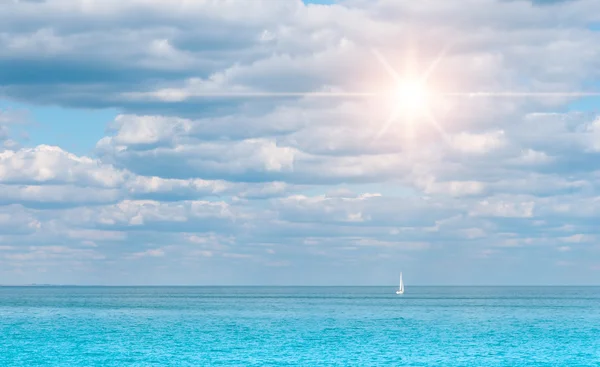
[0,286,599,366]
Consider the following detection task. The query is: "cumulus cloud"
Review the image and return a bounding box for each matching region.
[0,145,126,187]
[60,199,242,233]
[0,205,41,235]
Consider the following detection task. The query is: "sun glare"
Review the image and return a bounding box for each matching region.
[394,79,430,118]
[371,48,447,142]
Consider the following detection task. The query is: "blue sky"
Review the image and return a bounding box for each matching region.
[1,0,600,285]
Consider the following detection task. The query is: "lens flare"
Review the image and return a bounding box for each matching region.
[395,79,430,118]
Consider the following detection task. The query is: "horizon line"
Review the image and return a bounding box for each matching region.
[2,284,600,287]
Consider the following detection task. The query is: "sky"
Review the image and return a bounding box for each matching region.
[1,0,600,286]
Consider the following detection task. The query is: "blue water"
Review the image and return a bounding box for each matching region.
[1,286,599,366]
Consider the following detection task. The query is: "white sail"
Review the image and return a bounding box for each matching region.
[396,272,404,295]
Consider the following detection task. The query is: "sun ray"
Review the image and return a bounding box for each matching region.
[146,91,600,98]
[445,92,600,97]
[420,42,454,84]
[424,110,451,146]
[374,106,401,140]
[371,48,401,81]
[179,91,379,98]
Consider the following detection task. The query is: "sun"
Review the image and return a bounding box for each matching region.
[371,48,447,142]
[394,79,430,118]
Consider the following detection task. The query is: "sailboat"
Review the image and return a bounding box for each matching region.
[396,272,405,295]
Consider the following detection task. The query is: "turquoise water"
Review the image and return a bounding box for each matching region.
[1,286,599,366]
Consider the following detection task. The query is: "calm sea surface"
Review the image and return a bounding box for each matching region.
[1,286,599,366]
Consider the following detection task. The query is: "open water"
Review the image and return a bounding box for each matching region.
[1,286,599,366]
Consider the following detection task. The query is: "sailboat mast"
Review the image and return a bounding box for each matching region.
[396,271,405,294]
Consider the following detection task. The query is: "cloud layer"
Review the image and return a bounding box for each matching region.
[1,0,600,285]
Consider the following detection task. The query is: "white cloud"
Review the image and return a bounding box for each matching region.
[0,184,121,207]
[560,234,593,243]
[2,245,105,262]
[130,248,166,259]
[449,130,506,154]
[470,197,535,218]
[106,114,192,147]
[415,175,487,197]
[125,176,231,197]
[0,205,41,235]
[4,28,67,55]
[0,145,126,187]
[584,117,600,152]
[354,238,429,250]
[511,149,553,165]
[66,199,239,230]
